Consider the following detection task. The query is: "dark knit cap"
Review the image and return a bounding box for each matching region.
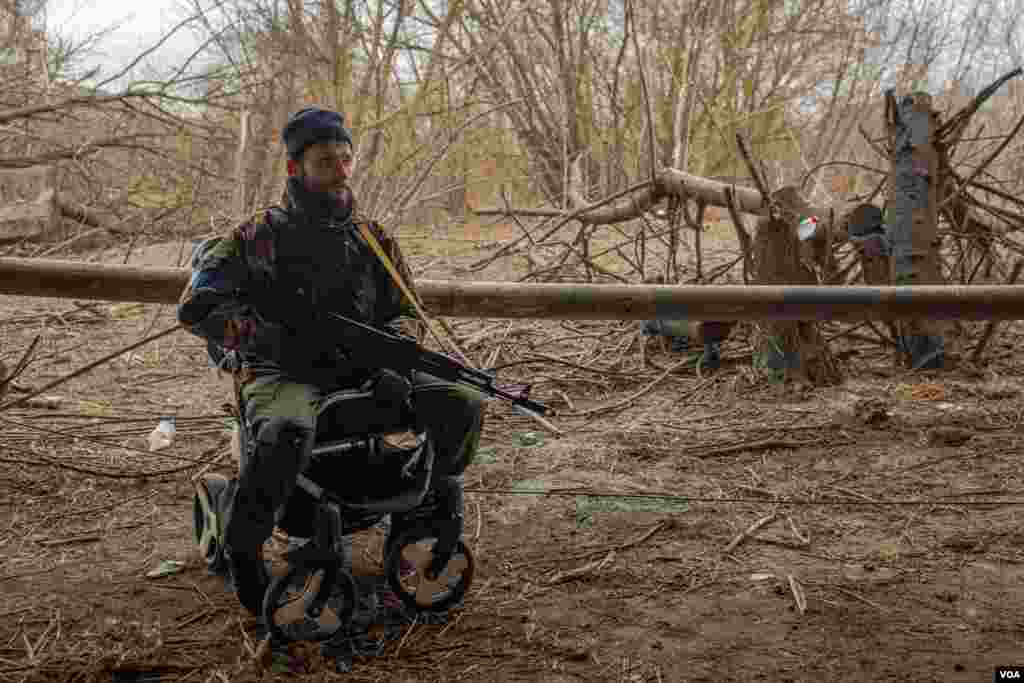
[281,107,352,160]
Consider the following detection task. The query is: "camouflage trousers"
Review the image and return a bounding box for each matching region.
[223,369,485,549]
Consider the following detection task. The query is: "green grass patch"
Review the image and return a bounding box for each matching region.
[575,494,689,527]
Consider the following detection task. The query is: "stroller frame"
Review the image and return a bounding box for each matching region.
[192,375,474,644]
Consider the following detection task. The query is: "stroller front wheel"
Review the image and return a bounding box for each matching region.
[262,559,356,643]
[384,529,474,612]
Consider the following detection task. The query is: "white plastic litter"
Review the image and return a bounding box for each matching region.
[147,416,176,452]
[797,216,819,241]
[229,422,240,458]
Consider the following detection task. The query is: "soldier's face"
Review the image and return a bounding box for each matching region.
[298,141,354,193]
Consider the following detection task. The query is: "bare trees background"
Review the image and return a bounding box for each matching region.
[1,0,1023,279]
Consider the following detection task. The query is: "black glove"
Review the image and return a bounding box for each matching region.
[371,368,412,411]
[276,326,344,384]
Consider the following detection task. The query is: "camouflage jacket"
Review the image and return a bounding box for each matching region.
[177,177,421,381]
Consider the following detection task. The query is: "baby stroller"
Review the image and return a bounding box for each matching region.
[191,364,474,644]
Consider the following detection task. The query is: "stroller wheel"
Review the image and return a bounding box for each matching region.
[262,560,356,643]
[192,474,229,575]
[384,529,474,612]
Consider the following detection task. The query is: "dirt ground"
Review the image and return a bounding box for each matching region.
[3,236,1024,682]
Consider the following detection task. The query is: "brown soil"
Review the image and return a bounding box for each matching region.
[3,240,1024,682]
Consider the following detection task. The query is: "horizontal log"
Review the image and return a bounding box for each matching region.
[3,257,1024,321]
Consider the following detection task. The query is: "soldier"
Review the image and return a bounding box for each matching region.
[177,106,485,615]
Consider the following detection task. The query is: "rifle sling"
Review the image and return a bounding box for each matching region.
[356,222,471,365]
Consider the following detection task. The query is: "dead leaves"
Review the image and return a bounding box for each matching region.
[894,382,947,401]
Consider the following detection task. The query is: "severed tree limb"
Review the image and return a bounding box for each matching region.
[473,168,812,233]
[472,166,836,281]
[55,199,125,232]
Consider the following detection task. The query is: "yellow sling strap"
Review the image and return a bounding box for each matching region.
[358,220,562,435]
[356,222,472,366]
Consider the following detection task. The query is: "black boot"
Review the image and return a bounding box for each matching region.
[222,419,311,616]
[210,480,267,615]
[224,545,270,616]
[701,342,721,371]
[196,474,270,615]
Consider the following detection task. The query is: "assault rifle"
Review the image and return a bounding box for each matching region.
[245,282,553,424]
[320,311,551,419]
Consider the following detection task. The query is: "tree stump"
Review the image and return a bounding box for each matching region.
[885,91,945,369]
[752,187,841,386]
[0,165,59,242]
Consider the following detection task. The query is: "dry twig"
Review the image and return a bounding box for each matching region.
[788,574,807,614]
[723,511,780,554]
[548,550,616,585]
[689,438,822,460]
[0,325,183,413]
[564,363,713,420]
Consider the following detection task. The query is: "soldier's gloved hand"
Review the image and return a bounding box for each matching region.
[372,368,412,411]
[277,328,339,383]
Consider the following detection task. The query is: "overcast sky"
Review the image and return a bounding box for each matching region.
[44,0,206,82]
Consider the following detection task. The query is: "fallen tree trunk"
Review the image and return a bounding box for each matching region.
[3,257,1024,321]
[474,168,830,225]
[55,198,122,232]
